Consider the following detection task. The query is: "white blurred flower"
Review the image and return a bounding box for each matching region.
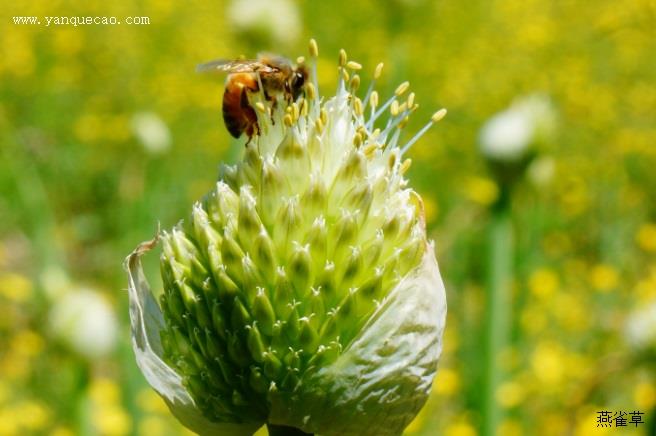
[49,288,118,360]
[228,0,300,46]
[625,301,656,351]
[479,93,555,162]
[131,112,171,154]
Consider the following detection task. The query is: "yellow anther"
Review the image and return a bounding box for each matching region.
[353,98,363,116]
[407,92,415,108]
[388,151,398,170]
[431,108,447,122]
[395,81,410,96]
[353,132,363,147]
[400,158,412,175]
[341,68,350,83]
[374,62,384,80]
[283,114,293,127]
[309,39,319,57]
[339,49,347,67]
[363,143,379,158]
[307,83,316,100]
[350,75,361,92]
[346,61,362,70]
[390,100,399,117]
[255,102,267,113]
[300,98,309,117]
[369,91,379,108]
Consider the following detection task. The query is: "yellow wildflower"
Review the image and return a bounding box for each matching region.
[531,342,565,385]
[496,419,523,436]
[94,406,132,436]
[496,381,525,408]
[634,382,656,410]
[433,368,461,396]
[90,378,121,406]
[445,420,477,436]
[636,223,656,252]
[528,268,559,299]
[0,272,32,303]
[464,176,499,206]
[589,264,619,292]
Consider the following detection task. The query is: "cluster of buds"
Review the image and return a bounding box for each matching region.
[127,40,446,435]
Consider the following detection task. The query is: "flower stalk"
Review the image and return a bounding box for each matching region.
[482,187,513,436]
[478,94,555,435]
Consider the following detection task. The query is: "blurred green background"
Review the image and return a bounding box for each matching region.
[1,0,655,435]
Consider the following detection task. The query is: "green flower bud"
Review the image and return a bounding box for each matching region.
[252,287,276,336]
[126,43,446,436]
[249,366,268,394]
[305,216,327,264]
[245,323,266,363]
[289,242,312,297]
[301,173,328,210]
[272,267,293,319]
[252,226,276,278]
[262,350,283,379]
[215,266,240,301]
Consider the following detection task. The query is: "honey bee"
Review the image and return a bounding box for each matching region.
[197,54,308,141]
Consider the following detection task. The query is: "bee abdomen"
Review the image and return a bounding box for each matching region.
[222,76,259,139]
[222,89,245,138]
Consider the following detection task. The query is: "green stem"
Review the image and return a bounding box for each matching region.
[266,424,313,436]
[0,139,61,271]
[74,362,92,436]
[482,189,513,436]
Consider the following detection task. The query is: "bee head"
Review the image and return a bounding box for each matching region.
[290,67,308,100]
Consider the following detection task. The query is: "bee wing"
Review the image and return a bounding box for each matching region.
[257,53,293,69]
[196,59,279,74]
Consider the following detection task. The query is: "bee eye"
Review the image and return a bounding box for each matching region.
[293,72,305,88]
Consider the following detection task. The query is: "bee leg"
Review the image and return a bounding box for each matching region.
[240,87,260,147]
[269,100,276,125]
[244,120,260,146]
[257,86,277,126]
